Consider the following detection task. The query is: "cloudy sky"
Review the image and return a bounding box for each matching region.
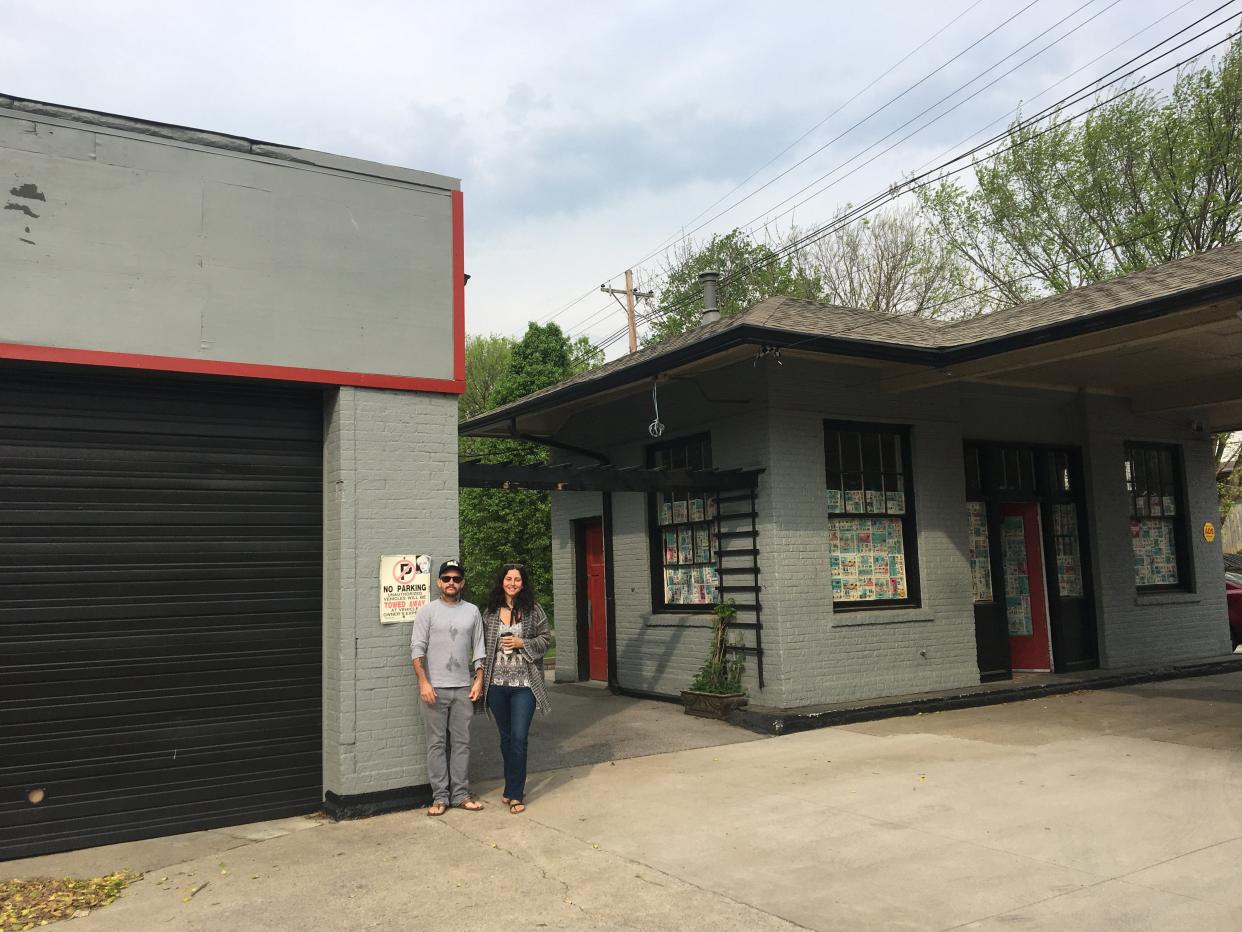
[2,0,1234,355]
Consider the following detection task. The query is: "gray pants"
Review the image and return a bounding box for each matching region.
[420,686,473,805]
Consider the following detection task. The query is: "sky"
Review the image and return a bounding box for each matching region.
[1,0,1236,357]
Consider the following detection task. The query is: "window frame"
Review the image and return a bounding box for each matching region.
[1123,441,1192,593]
[646,432,719,614]
[824,419,922,611]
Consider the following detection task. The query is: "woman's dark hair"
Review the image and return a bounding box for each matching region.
[486,562,536,615]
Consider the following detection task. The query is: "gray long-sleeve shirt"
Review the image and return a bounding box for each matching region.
[410,599,485,688]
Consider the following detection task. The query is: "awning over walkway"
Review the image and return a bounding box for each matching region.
[459,460,762,492]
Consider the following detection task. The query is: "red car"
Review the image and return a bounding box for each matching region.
[1227,573,1242,648]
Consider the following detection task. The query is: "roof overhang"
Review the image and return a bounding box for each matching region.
[461,268,1242,439]
[882,292,1242,432]
[459,324,940,439]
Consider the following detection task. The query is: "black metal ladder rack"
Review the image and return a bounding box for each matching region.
[714,488,764,689]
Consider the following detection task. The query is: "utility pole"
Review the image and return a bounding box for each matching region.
[601,270,654,354]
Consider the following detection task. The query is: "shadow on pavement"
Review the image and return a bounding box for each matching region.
[468,679,763,784]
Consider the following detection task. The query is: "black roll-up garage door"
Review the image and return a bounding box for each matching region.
[0,366,323,860]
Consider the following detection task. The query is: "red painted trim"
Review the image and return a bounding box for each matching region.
[0,342,466,394]
[451,190,466,383]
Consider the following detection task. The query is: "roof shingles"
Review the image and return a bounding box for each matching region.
[464,243,1242,431]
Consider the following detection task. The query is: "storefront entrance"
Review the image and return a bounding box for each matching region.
[1000,502,1054,672]
[965,443,1098,681]
[578,520,609,682]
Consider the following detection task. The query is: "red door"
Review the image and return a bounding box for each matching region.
[583,522,608,682]
[1001,503,1053,672]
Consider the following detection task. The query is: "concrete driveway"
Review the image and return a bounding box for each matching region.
[8,672,1242,930]
[468,679,763,780]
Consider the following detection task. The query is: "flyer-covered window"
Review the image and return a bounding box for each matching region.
[651,435,720,609]
[1124,444,1184,589]
[825,422,919,608]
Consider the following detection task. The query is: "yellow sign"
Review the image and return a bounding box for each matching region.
[1203,521,1217,543]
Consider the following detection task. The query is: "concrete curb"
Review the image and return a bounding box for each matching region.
[730,655,1242,736]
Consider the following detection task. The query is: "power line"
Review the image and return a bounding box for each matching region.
[634,0,992,263]
[571,1,1235,346]
[591,179,1242,365]
[564,0,1104,342]
[736,0,1240,242]
[903,0,1202,179]
[572,22,1241,361]
[713,15,1242,299]
[790,197,1242,361]
[541,0,1030,329]
[729,0,1127,237]
[620,0,1048,273]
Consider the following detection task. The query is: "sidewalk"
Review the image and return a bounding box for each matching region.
[735,651,1242,734]
[7,669,1242,930]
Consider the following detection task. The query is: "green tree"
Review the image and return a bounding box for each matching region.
[459,334,515,422]
[918,37,1242,499]
[459,322,584,620]
[643,229,821,345]
[569,335,604,374]
[918,37,1242,304]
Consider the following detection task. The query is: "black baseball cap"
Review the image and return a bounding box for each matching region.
[438,559,464,577]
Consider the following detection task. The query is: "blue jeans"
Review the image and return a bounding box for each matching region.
[487,684,536,802]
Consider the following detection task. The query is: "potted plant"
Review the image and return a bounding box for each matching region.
[680,601,748,719]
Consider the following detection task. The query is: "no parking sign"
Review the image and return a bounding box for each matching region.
[379,554,432,623]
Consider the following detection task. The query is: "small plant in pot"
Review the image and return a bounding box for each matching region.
[680,600,748,719]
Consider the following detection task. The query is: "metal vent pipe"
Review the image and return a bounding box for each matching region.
[699,270,721,324]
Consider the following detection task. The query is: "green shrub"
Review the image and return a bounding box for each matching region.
[688,601,746,695]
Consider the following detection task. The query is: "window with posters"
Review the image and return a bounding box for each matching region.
[825,421,920,609]
[648,434,721,611]
[966,501,994,603]
[1124,443,1190,590]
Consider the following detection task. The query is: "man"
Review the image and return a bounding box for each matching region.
[411,559,485,816]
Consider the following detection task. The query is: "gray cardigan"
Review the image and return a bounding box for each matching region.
[480,602,551,715]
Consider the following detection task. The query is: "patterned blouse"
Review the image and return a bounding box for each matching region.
[491,621,531,688]
[480,602,552,715]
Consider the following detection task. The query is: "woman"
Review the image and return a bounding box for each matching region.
[481,562,551,814]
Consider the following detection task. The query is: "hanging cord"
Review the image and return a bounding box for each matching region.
[752,345,783,366]
[648,380,666,438]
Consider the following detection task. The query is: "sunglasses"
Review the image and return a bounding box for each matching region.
[439,575,464,583]
[502,562,525,570]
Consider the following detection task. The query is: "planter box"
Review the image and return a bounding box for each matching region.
[680,690,748,720]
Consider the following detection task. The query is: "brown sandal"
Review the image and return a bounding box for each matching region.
[427,801,448,817]
[456,797,485,811]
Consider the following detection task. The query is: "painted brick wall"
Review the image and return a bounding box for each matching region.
[547,357,982,707]
[1080,394,1232,664]
[546,353,1232,712]
[760,358,980,707]
[550,491,602,683]
[323,386,460,797]
[958,384,1231,663]
[549,361,771,696]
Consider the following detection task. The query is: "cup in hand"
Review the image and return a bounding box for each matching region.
[499,623,521,656]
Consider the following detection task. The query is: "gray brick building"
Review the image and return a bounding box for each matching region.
[0,98,464,857]
[462,247,1242,709]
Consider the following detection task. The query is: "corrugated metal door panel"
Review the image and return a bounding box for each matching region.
[0,367,323,860]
